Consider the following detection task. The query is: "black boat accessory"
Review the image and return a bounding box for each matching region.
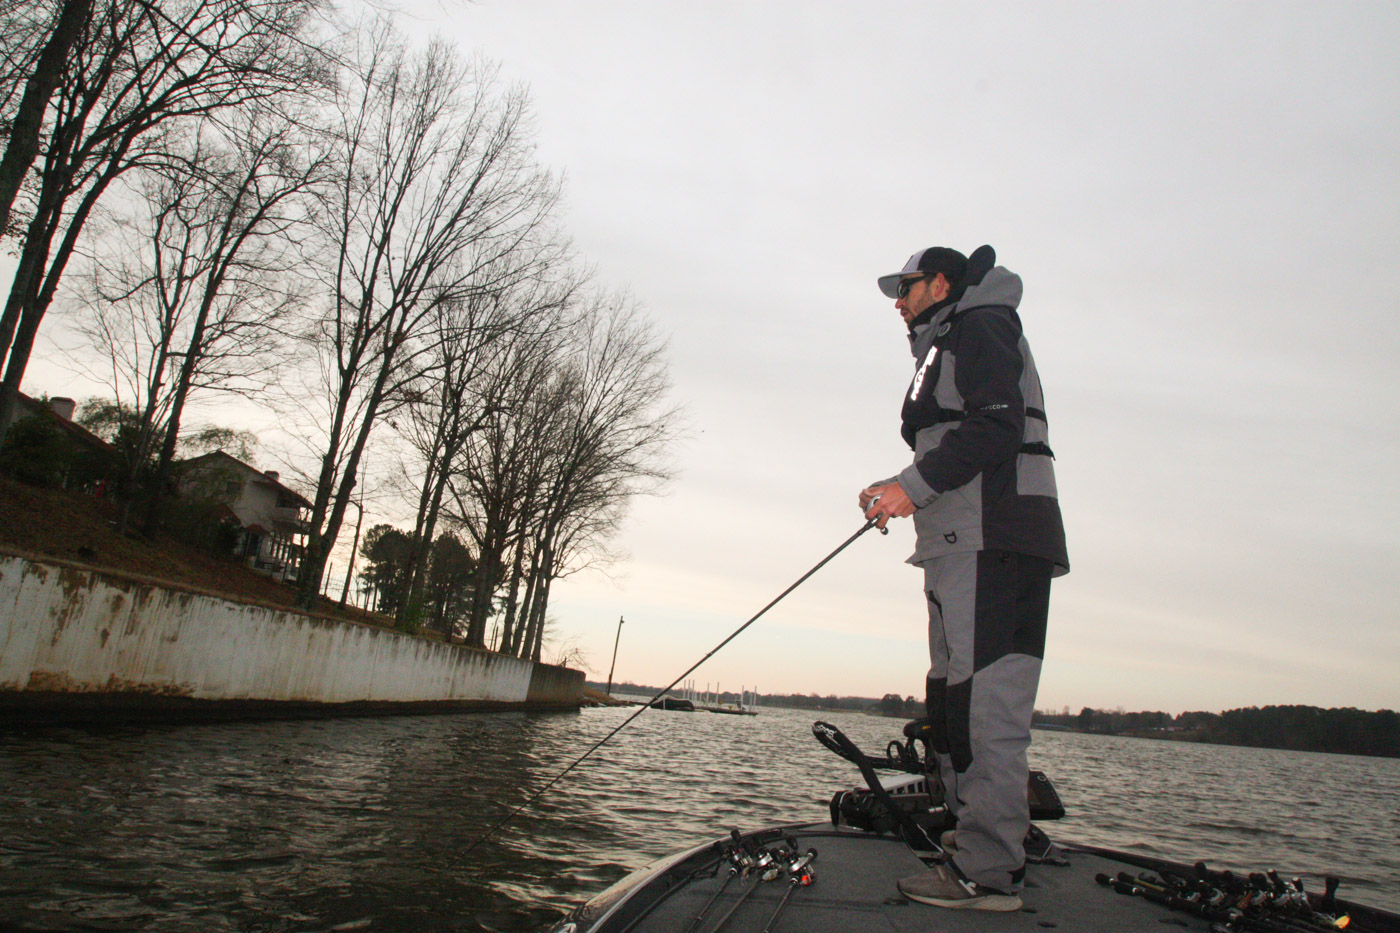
[812,721,943,853]
[814,718,1066,847]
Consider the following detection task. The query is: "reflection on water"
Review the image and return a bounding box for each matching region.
[2,707,1397,931]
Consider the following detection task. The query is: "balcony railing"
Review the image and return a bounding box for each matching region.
[271,507,309,534]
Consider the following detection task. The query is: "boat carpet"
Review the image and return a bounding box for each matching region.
[629,826,1216,932]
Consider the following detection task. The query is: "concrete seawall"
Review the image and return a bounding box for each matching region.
[0,552,583,723]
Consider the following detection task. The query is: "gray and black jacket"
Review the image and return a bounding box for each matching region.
[891,264,1069,574]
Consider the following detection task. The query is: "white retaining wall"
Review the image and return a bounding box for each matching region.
[0,553,580,710]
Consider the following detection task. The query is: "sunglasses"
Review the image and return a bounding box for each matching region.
[896,276,928,299]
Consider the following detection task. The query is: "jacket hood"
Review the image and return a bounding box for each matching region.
[959,266,1022,312]
[906,265,1022,359]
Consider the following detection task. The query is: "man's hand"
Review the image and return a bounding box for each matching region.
[859,481,916,530]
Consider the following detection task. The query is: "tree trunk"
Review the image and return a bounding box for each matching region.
[0,179,63,440]
[297,418,370,609]
[529,571,552,663]
[0,0,94,237]
[498,537,527,655]
[113,373,166,535]
[294,371,359,608]
[469,551,495,647]
[0,153,123,447]
[398,442,450,630]
[513,536,548,657]
[339,496,363,606]
[397,411,446,628]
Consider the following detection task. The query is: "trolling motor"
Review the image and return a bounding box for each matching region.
[814,721,944,852]
[814,719,1067,863]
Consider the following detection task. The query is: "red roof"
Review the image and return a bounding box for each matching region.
[13,393,115,455]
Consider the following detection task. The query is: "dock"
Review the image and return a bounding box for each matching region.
[697,703,756,716]
[609,681,761,715]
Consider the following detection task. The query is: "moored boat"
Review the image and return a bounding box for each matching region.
[648,696,696,711]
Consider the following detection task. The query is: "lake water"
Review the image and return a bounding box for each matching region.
[2,705,1397,931]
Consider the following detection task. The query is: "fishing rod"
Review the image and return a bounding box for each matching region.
[761,847,817,933]
[1097,864,1352,933]
[461,517,886,856]
[679,832,754,933]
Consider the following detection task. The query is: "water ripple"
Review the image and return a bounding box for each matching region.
[1,708,1397,930]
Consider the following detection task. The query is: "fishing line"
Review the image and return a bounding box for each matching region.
[462,517,884,856]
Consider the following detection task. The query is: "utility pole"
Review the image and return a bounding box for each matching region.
[606,616,624,697]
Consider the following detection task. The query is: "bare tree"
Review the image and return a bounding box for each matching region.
[546,634,592,673]
[293,22,560,610]
[69,111,319,533]
[0,0,95,238]
[449,289,680,655]
[0,0,324,449]
[136,113,324,535]
[513,479,630,661]
[449,331,563,648]
[511,293,680,660]
[390,265,576,632]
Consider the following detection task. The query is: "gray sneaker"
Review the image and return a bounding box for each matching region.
[897,862,1022,911]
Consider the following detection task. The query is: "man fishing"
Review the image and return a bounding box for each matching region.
[860,244,1069,911]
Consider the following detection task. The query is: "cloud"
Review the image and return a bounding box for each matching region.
[14,0,1397,711]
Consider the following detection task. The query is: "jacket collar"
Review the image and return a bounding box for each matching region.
[906,296,962,356]
[905,290,961,333]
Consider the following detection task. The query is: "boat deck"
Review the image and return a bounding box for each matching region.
[612,825,1221,933]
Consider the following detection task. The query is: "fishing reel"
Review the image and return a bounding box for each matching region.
[689,834,818,933]
[1097,861,1352,933]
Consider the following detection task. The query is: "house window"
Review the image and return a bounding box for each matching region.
[225,479,241,496]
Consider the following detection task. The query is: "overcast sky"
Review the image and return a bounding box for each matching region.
[20,1,1400,713]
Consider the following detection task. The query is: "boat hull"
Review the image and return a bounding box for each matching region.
[547,822,1400,933]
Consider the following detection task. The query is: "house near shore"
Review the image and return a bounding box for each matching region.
[178,451,311,583]
[9,395,110,453]
[0,394,116,493]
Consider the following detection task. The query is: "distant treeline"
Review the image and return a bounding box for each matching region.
[598,685,1398,759]
[749,693,884,712]
[1033,705,1400,759]
[596,682,887,713]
